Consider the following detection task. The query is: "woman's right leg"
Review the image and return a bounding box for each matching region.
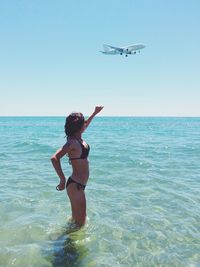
[66,184,86,227]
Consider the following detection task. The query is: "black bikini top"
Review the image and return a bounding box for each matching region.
[69,137,90,161]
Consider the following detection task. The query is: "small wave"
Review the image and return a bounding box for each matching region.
[13,141,54,154]
[0,152,8,159]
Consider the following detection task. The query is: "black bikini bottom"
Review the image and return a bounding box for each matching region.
[66,177,86,191]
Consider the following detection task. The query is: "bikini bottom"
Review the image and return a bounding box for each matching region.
[66,176,86,191]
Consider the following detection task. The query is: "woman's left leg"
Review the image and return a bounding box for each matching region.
[67,184,86,227]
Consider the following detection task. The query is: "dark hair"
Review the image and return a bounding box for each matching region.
[64,112,85,137]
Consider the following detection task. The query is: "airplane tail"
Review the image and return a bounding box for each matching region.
[103,44,110,52]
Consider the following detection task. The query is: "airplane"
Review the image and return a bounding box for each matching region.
[100,43,146,57]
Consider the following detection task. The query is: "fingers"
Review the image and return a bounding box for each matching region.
[56,184,65,191]
[95,106,104,113]
[56,185,60,191]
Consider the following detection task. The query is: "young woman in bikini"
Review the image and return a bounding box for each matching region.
[51,106,104,227]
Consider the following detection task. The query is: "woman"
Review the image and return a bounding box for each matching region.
[51,106,104,227]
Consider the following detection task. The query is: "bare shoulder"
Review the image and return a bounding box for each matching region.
[66,137,79,149]
[52,139,73,159]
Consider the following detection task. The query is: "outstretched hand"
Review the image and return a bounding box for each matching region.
[94,106,104,115]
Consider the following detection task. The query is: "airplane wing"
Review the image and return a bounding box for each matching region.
[105,45,123,53]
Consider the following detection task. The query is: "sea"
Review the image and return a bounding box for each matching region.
[0,116,200,267]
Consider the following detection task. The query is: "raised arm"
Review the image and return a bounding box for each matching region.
[84,106,104,130]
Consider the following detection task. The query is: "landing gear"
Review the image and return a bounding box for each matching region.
[125,54,128,57]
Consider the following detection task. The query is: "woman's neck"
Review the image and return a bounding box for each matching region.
[74,132,82,140]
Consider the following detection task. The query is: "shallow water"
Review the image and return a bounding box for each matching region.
[0,117,200,266]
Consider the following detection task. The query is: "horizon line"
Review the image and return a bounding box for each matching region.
[0,115,200,118]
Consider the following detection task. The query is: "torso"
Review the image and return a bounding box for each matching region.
[67,137,90,185]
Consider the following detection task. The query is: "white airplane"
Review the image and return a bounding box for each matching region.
[100,43,146,57]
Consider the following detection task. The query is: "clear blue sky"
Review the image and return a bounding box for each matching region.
[0,0,200,116]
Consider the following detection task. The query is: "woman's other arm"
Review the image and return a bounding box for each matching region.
[51,142,70,190]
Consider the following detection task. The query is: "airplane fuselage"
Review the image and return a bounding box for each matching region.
[123,44,145,54]
[100,43,146,56]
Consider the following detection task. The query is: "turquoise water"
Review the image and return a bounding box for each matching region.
[0,117,200,267]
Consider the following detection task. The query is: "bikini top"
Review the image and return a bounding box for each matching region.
[69,137,90,161]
